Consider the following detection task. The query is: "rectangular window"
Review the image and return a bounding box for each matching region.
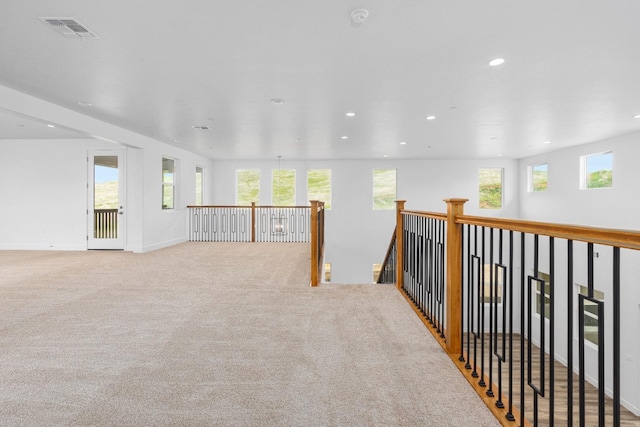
[535,271,551,319]
[272,169,295,206]
[373,263,382,283]
[307,169,332,209]
[162,157,175,210]
[581,152,613,189]
[195,166,204,205]
[324,263,331,282]
[479,168,503,209]
[373,169,397,210]
[529,164,548,192]
[236,169,260,206]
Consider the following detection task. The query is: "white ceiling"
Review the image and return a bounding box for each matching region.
[2,1,640,160]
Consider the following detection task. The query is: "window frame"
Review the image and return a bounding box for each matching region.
[528,163,548,192]
[580,151,613,190]
[162,156,176,210]
[195,166,204,205]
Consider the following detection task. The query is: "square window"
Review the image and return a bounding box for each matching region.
[581,152,612,189]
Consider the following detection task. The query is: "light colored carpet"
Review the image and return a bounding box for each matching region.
[0,242,499,426]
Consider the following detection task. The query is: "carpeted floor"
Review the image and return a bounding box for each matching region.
[0,242,499,426]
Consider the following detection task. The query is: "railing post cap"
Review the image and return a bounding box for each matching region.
[443,198,468,204]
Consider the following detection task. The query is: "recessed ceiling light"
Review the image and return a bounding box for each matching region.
[173,139,180,143]
[400,141,407,145]
[489,58,505,66]
[345,112,356,117]
[634,114,640,119]
[341,136,348,140]
[270,98,285,105]
[47,124,56,128]
[383,154,389,158]
[543,140,552,144]
[77,101,92,107]
[497,153,503,157]
[425,115,436,120]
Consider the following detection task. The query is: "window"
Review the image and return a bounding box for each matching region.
[324,263,331,282]
[479,168,503,209]
[162,157,175,210]
[272,169,295,206]
[373,263,382,283]
[373,169,396,210]
[307,169,331,209]
[581,151,613,189]
[578,285,604,346]
[529,164,548,192]
[195,166,204,205]
[535,271,551,319]
[236,169,260,205]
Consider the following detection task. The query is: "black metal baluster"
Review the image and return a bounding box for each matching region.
[520,232,526,427]
[479,226,486,388]
[613,246,621,427]
[487,227,495,398]
[549,237,555,425]
[465,224,472,370]
[567,240,574,426]
[506,230,515,421]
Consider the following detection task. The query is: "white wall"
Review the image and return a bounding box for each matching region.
[0,85,215,253]
[0,138,213,252]
[518,132,640,414]
[210,157,519,284]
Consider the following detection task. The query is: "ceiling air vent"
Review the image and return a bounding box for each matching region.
[192,126,211,131]
[39,17,100,39]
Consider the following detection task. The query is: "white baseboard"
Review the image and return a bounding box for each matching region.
[0,243,86,251]
[142,236,187,253]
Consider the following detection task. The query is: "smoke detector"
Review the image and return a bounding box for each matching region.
[351,9,369,24]
[39,17,99,39]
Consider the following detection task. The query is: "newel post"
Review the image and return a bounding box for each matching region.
[251,202,256,242]
[395,200,406,290]
[444,198,467,355]
[310,200,319,287]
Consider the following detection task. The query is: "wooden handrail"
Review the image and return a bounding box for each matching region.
[187,205,310,209]
[401,210,447,221]
[457,214,640,250]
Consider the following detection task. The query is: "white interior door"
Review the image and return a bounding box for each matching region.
[88,150,125,250]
